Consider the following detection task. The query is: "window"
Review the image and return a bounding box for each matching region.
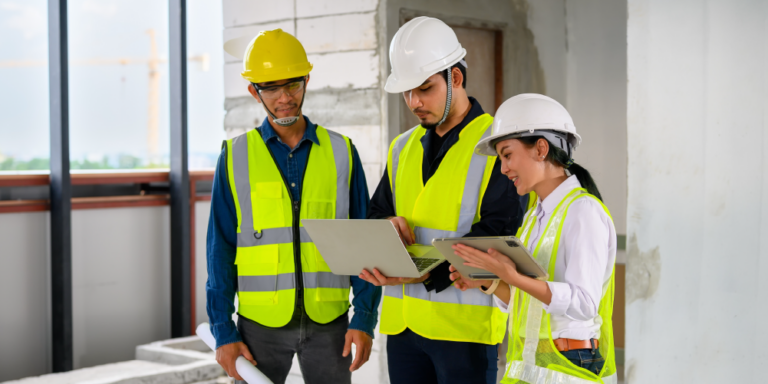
[0,0,49,171]
[0,0,224,172]
[187,0,225,169]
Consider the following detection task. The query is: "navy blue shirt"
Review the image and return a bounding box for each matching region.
[206,116,381,348]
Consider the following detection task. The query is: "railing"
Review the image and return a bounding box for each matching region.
[0,170,213,212]
[0,169,215,329]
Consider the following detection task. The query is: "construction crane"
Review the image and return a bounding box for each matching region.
[0,29,210,164]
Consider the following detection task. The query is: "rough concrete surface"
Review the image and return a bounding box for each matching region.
[625,234,661,304]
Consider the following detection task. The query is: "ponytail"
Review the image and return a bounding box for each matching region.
[564,162,602,201]
[518,136,603,201]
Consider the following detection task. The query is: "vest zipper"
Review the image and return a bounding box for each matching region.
[261,142,311,309]
[292,199,303,303]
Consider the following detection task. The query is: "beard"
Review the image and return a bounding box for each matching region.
[413,109,441,129]
[421,121,439,130]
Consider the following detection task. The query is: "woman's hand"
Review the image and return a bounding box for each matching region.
[453,244,553,305]
[451,244,521,286]
[448,265,491,291]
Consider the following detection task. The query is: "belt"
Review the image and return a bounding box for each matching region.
[553,338,599,352]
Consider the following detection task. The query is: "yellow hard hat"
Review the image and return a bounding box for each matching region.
[241,29,313,83]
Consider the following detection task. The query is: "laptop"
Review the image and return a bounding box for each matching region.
[301,219,445,278]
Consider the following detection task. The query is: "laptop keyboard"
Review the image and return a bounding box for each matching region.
[411,258,441,272]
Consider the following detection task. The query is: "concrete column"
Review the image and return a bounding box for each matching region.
[626,0,768,382]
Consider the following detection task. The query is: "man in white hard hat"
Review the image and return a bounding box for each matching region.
[358,17,525,383]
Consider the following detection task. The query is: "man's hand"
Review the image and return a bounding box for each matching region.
[389,216,415,246]
[342,329,373,372]
[215,341,257,381]
[359,268,430,286]
[448,264,492,291]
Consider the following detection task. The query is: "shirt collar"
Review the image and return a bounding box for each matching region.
[258,115,320,146]
[538,175,582,216]
[421,96,485,142]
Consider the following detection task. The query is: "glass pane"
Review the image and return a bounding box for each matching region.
[187,0,224,169]
[68,0,169,170]
[0,0,49,171]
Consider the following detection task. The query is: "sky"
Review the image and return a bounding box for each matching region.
[0,0,225,168]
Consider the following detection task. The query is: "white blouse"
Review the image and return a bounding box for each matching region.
[494,175,616,340]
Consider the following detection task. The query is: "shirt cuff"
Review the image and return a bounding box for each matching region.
[493,293,510,313]
[349,309,377,338]
[542,281,571,316]
[211,320,242,349]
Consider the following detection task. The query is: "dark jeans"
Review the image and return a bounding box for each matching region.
[559,348,605,375]
[236,307,351,384]
[387,328,497,384]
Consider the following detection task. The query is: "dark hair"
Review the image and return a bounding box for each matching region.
[439,62,467,88]
[518,136,603,201]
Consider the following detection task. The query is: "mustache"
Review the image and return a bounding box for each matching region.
[274,103,298,110]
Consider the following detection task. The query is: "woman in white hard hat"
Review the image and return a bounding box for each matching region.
[448,93,619,383]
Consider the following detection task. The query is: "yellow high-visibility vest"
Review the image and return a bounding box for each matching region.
[503,188,617,384]
[225,126,353,327]
[380,114,508,345]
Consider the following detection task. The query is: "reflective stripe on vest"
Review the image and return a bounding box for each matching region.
[505,361,618,384]
[238,271,351,292]
[503,188,617,384]
[228,126,352,327]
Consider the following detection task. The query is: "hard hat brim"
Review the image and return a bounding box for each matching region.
[384,47,467,94]
[384,73,428,94]
[474,129,583,157]
[474,132,507,157]
[242,63,313,84]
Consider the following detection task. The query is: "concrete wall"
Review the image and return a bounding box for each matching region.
[0,212,51,381]
[563,0,628,239]
[221,0,385,193]
[526,0,628,245]
[0,207,175,381]
[626,0,768,382]
[195,201,211,329]
[71,207,171,369]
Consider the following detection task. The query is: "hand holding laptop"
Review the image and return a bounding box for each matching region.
[301,219,445,280]
[358,268,430,286]
[357,216,430,286]
[389,216,415,246]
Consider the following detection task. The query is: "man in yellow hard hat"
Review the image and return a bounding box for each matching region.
[359,17,525,384]
[205,29,381,384]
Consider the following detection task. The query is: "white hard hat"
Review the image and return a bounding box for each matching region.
[384,17,466,93]
[475,93,582,156]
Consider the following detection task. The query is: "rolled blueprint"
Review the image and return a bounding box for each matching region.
[196,322,274,384]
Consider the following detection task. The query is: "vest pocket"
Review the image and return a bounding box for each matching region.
[303,244,349,302]
[316,285,350,302]
[306,199,335,219]
[252,182,285,228]
[235,244,280,305]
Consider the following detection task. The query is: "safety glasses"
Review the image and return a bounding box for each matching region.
[254,77,306,100]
